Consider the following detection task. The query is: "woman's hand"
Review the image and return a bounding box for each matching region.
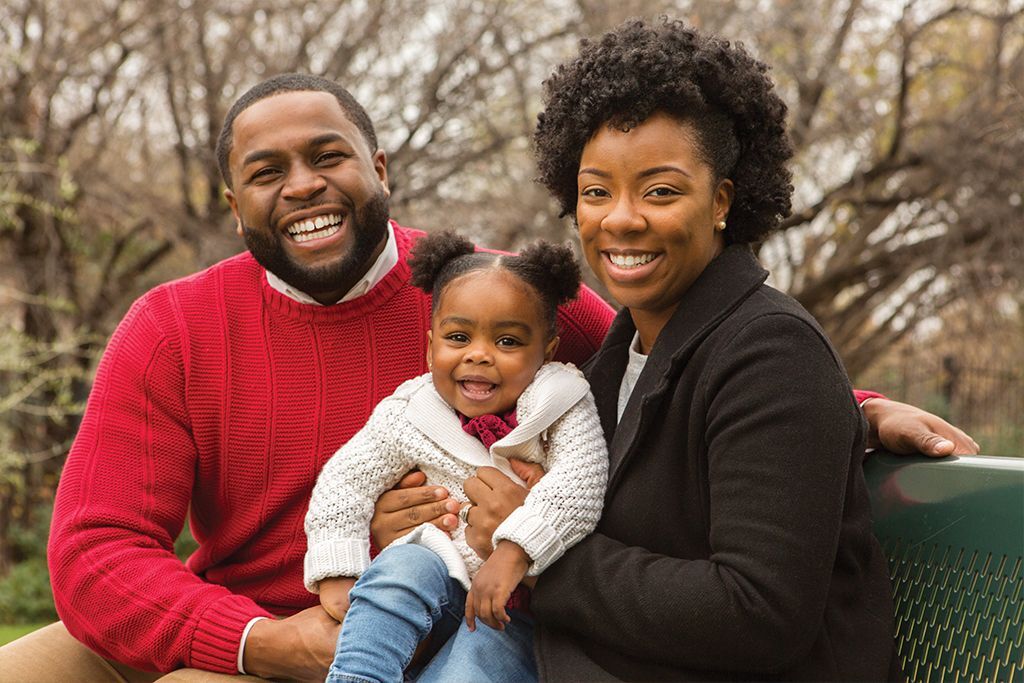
[465,541,530,631]
[462,467,532,559]
[370,470,460,548]
[862,398,980,456]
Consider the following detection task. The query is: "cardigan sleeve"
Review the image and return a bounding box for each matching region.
[531,312,864,673]
[492,390,608,574]
[47,293,272,674]
[303,397,416,591]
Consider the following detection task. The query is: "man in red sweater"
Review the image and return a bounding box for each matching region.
[0,74,977,681]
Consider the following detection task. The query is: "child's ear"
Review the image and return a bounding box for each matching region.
[544,336,560,362]
[426,330,434,370]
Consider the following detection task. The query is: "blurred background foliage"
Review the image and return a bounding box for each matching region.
[1,0,1021,623]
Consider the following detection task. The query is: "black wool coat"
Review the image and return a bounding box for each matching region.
[531,245,897,681]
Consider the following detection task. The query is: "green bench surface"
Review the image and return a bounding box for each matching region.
[865,453,1024,682]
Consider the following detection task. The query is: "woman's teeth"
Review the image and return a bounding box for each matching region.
[608,253,655,268]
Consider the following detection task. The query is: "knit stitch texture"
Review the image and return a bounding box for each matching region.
[47,223,614,674]
[304,362,608,592]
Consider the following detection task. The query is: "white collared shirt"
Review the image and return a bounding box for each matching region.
[265,221,398,305]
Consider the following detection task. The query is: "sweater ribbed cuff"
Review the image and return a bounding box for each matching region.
[189,594,273,673]
[493,506,565,576]
[303,538,371,592]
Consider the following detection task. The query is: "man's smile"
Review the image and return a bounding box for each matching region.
[285,213,345,243]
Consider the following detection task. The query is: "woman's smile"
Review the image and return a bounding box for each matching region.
[601,250,663,282]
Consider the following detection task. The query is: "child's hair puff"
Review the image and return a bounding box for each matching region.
[409,230,582,339]
[408,231,476,293]
[513,240,581,309]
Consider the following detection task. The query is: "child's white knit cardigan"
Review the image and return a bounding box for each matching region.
[303,361,608,592]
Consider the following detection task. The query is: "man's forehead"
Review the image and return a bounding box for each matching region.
[230,91,363,158]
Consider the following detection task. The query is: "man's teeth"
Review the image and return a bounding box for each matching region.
[287,214,343,243]
[609,253,656,268]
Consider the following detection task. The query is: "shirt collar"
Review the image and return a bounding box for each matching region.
[265,221,398,306]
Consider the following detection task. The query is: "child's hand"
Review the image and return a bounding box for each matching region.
[318,576,357,623]
[509,459,545,489]
[465,541,530,631]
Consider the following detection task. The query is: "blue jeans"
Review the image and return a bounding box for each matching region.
[327,543,537,683]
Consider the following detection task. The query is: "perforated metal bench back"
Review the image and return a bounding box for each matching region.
[864,454,1024,682]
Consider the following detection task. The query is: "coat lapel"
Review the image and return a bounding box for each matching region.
[600,246,769,494]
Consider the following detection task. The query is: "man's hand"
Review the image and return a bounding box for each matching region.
[318,576,356,623]
[370,470,460,548]
[462,467,531,560]
[863,398,980,457]
[242,605,340,682]
[465,541,530,632]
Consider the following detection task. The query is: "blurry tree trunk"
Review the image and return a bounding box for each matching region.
[751,0,1024,375]
[0,0,171,569]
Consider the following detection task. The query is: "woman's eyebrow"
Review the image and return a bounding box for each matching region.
[638,164,692,179]
[577,165,693,179]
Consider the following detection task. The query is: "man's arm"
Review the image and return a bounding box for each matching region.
[861,396,979,455]
[47,294,273,674]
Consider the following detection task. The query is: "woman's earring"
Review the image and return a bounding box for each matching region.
[715,220,727,231]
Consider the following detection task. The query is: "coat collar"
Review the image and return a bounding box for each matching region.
[586,245,769,492]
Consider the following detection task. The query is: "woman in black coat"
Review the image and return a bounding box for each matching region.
[478,18,901,680]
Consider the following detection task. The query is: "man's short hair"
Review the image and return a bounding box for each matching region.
[215,73,379,189]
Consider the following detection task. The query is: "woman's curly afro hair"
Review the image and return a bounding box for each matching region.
[409,230,581,339]
[534,17,794,244]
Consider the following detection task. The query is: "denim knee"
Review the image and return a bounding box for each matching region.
[350,544,453,610]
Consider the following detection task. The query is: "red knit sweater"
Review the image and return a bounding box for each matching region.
[47,223,615,674]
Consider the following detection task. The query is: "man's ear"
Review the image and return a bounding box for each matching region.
[544,336,560,362]
[373,149,390,198]
[224,189,243,237]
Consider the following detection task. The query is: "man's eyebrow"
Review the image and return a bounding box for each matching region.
[310,132,345,147]
[241,149,279,167]
[241,133,348,167]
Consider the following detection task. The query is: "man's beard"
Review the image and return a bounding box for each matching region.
[242,189,390,301]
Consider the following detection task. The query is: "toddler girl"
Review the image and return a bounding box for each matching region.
[303,230,608,682]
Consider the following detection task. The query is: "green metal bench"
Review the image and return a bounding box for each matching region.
[864,453,1024,682]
